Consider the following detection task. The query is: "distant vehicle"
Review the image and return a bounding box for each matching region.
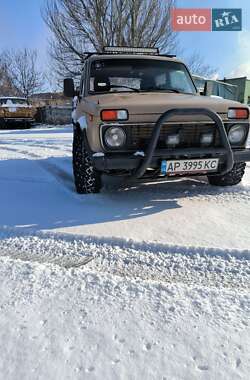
[0,97,36,129]
[192,75,239,101]
[64,47,250,194]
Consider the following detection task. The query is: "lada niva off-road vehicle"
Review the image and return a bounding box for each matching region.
[0,97,36,129]
[64,47,250,194]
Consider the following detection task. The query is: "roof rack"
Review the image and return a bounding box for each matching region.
[81,47,176,61]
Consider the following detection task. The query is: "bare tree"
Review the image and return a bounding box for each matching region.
[42,0,177,78]
[183,51,217,78]
[0,54,18,96]
[5,48,44,98]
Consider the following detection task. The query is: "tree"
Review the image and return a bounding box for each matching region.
[4,48,44,98]
[42,0,177,78]
[0,54,18,96]
[183,51,217,78]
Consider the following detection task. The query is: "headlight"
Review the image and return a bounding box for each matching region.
[246,129,250,148]
[228,125,246,144]
[104,126,126,148]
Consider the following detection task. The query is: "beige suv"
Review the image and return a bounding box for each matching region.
[64,47,250,194]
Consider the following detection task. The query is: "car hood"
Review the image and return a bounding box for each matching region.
[84,92,247,122]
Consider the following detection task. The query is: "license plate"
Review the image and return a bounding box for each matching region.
[161,158,219,175]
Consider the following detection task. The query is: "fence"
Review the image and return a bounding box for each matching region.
[36,105,72,125]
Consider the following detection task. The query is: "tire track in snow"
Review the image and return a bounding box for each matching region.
[1,143,250,203]
[0,140,71,152]
[0,232,250,290]
[0,144,74,191]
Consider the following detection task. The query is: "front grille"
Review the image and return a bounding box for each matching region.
[101,122,249,151]
[125,123,221,150]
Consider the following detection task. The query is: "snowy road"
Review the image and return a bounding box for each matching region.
[0,125,250,379]
[0,125,250,249]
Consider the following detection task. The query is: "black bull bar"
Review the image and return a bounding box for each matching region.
[132,108,234,179]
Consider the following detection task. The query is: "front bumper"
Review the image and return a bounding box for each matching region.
[93,108,250,177]
[3,118,35,123]
[93,148,250,172]
[0,117,35,129]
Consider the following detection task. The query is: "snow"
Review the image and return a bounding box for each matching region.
[134,150,145,157]
[0,98,31,108]
[92,152,105,157]
[77,115,87,129]
[0,124,250,379]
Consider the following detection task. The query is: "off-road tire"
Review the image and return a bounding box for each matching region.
[0,118,7,129]
[72,128,102,194]
[24,122,32,129]
[207,162,246,186]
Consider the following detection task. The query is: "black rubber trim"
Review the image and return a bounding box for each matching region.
[92,149,250,172]
[132,108,234,179]
[233,149,250,162]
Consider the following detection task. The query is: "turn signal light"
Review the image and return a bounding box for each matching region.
[101,109,128,121]
[228,108,249,119]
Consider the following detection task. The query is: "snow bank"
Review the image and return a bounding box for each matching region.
[0,125,250,379]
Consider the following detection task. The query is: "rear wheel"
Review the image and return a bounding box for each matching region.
[0,119,6,129]
[23,121,32,129]
[72,128,102,194]
[207,162,246,186]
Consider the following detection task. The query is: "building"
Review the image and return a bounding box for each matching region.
[192,75,238,101]
[30,92,71,107]
[223,77,250,105]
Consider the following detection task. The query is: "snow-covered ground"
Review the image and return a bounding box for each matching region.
[0,125,250,379]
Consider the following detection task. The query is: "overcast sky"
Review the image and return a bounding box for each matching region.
[0,0,249,79]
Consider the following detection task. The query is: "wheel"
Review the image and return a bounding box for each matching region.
[23,121,32,129]
[72,128,102,194]
[207,162,246,186]
[0,118,6,129]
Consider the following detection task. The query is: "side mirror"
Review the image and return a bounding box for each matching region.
[64,78,75,98]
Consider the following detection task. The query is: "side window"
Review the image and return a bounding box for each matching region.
[169,70,194,93]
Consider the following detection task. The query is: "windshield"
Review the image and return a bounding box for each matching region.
[89,59,197,95]
[0,98,28,105]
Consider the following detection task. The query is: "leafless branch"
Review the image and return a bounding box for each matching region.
[183,51,218,78]
[3,48,44,98]
[42,0,177,79]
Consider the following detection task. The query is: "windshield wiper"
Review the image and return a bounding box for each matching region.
[165,88,181,93]
[110,85,140,92]
[143,88,181,93]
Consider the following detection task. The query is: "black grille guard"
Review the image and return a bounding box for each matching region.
[132,108,234,179]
